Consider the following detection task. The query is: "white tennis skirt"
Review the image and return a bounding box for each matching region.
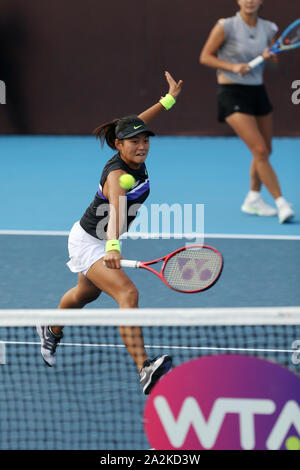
[66,221,106,276]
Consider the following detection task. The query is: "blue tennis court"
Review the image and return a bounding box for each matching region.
[0,135,299,309]
[0,135,299,449]
[1,0,300,453]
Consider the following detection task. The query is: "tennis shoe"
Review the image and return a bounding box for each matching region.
[36,326,63,367]
[278,202,294,224]
[140,355,172,395]
[241,196,277,217]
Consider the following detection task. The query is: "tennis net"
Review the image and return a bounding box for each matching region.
[0,307,299,450]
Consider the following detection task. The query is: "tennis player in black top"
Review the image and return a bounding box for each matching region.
[36,71,183,394]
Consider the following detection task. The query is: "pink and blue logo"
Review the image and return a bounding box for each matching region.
[144,355,300,450]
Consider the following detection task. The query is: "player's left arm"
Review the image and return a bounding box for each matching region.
[138,71,183,124]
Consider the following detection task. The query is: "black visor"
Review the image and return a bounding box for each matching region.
[116,118,155,140]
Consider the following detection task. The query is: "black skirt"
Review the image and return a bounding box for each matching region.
[217,84,273,122]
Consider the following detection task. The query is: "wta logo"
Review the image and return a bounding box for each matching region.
[144,355,300,450]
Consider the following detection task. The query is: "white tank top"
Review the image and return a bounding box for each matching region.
[217,12,278,85]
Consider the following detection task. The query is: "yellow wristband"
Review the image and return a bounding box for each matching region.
[105,239,120,253]
[159,93,176,110]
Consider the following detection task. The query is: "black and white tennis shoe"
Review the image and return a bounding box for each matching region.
[36,326,63,366]
[140,355,172,394]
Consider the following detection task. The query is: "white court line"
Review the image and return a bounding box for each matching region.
[1,340,296,355]
[0,230,299,240]
[0,230,69,236]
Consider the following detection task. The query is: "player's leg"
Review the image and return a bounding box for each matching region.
[256,113,294,222]
[226,112,281,198]
[255,113,273,153]
[37,274,102,366]
[226,112,294,222]
[250,112,273,193]
[225,112,281,216]
[86,259,147,371]
[50,273,102,334]
[86,259,172,393]
[37,262,146,369]
[58,273,102,310]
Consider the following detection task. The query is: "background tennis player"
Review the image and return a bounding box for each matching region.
[199,0,295,224]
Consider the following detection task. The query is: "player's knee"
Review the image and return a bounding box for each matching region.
[118,286,139,307]
[252,144,269,162]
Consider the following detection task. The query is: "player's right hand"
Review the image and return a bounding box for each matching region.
[231,63,251,75]
[103,251,123,269]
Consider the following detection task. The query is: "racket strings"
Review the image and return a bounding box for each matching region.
[283,25,300,46]
[163,248,222,292]
[286,30,300,44]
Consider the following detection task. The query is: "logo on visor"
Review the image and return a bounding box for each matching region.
[133,125,143,130]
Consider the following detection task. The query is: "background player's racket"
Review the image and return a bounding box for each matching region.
[120,245,223,293]
[248,18,300,69]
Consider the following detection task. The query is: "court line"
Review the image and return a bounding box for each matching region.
[0,230,299,240]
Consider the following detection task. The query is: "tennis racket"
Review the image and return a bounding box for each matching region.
[120,245,223,293]
[248,18,300,69]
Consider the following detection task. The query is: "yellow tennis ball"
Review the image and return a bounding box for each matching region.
[119,174,135,190]
[285,436,300,450]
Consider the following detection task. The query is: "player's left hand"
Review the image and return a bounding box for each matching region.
[165,71,183,99]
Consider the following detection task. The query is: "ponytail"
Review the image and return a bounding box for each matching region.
[93,118,120,150]
[94,115,145,150]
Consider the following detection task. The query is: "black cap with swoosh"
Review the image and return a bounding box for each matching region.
[115,116,155,140]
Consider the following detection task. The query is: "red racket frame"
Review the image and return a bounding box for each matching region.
[137,245,223,293]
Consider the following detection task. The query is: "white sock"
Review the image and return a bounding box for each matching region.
[275,197,287,209]
[246,190,260,202]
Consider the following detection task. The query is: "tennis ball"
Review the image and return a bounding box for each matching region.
[119,174,135,190]
[285,436,300,450]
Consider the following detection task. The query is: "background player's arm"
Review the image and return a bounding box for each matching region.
[200,21,250,75]
[138,71,183,124]
[262,36,279,68]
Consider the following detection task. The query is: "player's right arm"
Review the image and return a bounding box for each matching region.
[199,21,250,76]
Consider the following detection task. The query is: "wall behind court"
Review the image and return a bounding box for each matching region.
[0,0,299,136]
